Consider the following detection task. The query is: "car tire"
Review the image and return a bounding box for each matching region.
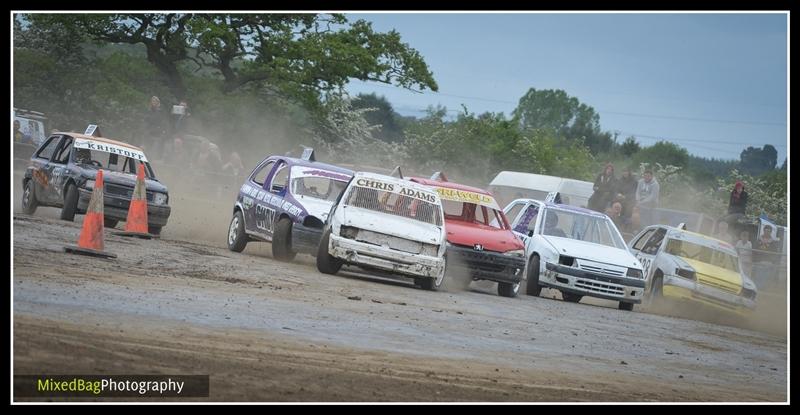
[563,292,583,303]
[418,256,446,291]
[21,180,38,215]
[148,226,162,236]
[60,183,78,221]
[316,228,343,275]
[104,218,118,229]
[272,217,297,261]
[619,301,634,311]
[525,255,542,296]
[498,281,520,298]
[227,211,248,252]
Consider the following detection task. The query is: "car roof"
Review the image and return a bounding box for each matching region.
[276,156,354,176]
[57,132,144,152]
[665,227,738,254]
[408,177,493,196]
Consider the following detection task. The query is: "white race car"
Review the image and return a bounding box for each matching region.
[316,172,447,290]
[504,199,645,310]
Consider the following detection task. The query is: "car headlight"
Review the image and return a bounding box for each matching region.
[675,267,696,281]
[504,249,525,257]
[627,268,643,279]
[83,179,94,190]
[153,192,168,205]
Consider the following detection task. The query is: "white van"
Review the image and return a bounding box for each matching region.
[488,171,595,209]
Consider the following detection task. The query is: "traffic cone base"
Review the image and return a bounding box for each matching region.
[64,245,117,259]
[64,169,116,259]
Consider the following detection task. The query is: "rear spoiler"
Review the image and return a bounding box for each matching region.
[390,166,404,179]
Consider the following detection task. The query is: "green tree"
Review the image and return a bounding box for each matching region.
[619,136,641,157]
[512,88,612,154]
[739,144,778,176]
[632,141,690,169]
[22,13,438,105]
[351,93,405,142]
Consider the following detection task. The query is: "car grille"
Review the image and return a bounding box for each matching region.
[574,279,625,296]
[105,183,154,202]
[351,228,435,255]
[577,260,626,277]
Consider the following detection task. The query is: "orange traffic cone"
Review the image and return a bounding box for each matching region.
[64,169,117,259]
[114,161,153,239]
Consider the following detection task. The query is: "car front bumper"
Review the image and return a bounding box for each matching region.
[447,245,526,284]
[329,233,444,279]
[78,188,171,227]
[662,274,756,315]
[541,262,645,303]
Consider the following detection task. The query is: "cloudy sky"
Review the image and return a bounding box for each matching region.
[345,12,788,163]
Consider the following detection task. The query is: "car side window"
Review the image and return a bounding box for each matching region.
[35,135,61,160]
[504,202,524,226]
[270,163,289,194]
[52,136,73,164]
[251,160,275,186]
[631,229,656,251]
[641,228,667,255]
[513,204,539,234]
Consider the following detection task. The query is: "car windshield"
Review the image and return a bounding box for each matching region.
[291,176,348,202]
[539,208,626,249]
[73,148,155,179]
[344,184,442,226]
[665,238,740,273]
[442,199,506,229]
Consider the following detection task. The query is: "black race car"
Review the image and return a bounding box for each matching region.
[21,132,171,235]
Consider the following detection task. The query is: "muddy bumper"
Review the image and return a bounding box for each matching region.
[78,188,171,227]
[291,224,324,255]
[662,274,756,314]
[541,263,645,303]
[447,245,525,284]
[329,233,444,279]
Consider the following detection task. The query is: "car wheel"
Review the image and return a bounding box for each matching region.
[148,226,162,236]
[619,301,634,311]
[21,180,38,215]
[227,211,248,252]
[60,183,78,221]
[104,218,118,229]
[418,256,446,291]
[272,217,297,261]
[498,281,520,298]
[525,255,542,296]
[563,292,583,303]
[316,228,343,275]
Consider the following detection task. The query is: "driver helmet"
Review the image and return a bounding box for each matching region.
[545,212,559,228]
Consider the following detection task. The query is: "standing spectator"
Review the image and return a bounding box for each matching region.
[222,151,245,177]
[13,120,29,143]
[144,96,168,155]
[714,221,733,244]
[588,163,616,213]
[636,169,660,226]
[728,181,748,215]
[735,230,753,277]
[172,99,191,136]
[615,167,638,220]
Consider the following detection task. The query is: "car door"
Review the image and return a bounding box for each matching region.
[29,135,64,205]
[244,159,276,237]
[506,201,541,247]
[49,135,73,205]
[633,227,668,284]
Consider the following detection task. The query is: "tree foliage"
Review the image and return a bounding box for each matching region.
[739,144,778,176]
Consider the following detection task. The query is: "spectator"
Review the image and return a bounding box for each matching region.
[14,120,27,143]
[605,201,625,231]
[615,168,638,219]
[636,169,660,226]
[728,181,748,215]
[735,230,753,276]
[757,225,779,253]
[588,163,616,213]
[144,96,168,155]
[172,99,191,136]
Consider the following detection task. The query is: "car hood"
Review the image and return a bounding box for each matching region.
[541,235,641,268]
[87,170,168,193]
[294,195,335,221]
[680,257,743,290]
[342,206,443,245]
[444,220,524,253]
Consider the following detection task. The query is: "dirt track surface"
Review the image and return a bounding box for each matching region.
[12,212,787,402]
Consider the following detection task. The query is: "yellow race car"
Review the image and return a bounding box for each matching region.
[628,224,757,315]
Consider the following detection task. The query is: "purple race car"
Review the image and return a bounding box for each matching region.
[227,149,354,261]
